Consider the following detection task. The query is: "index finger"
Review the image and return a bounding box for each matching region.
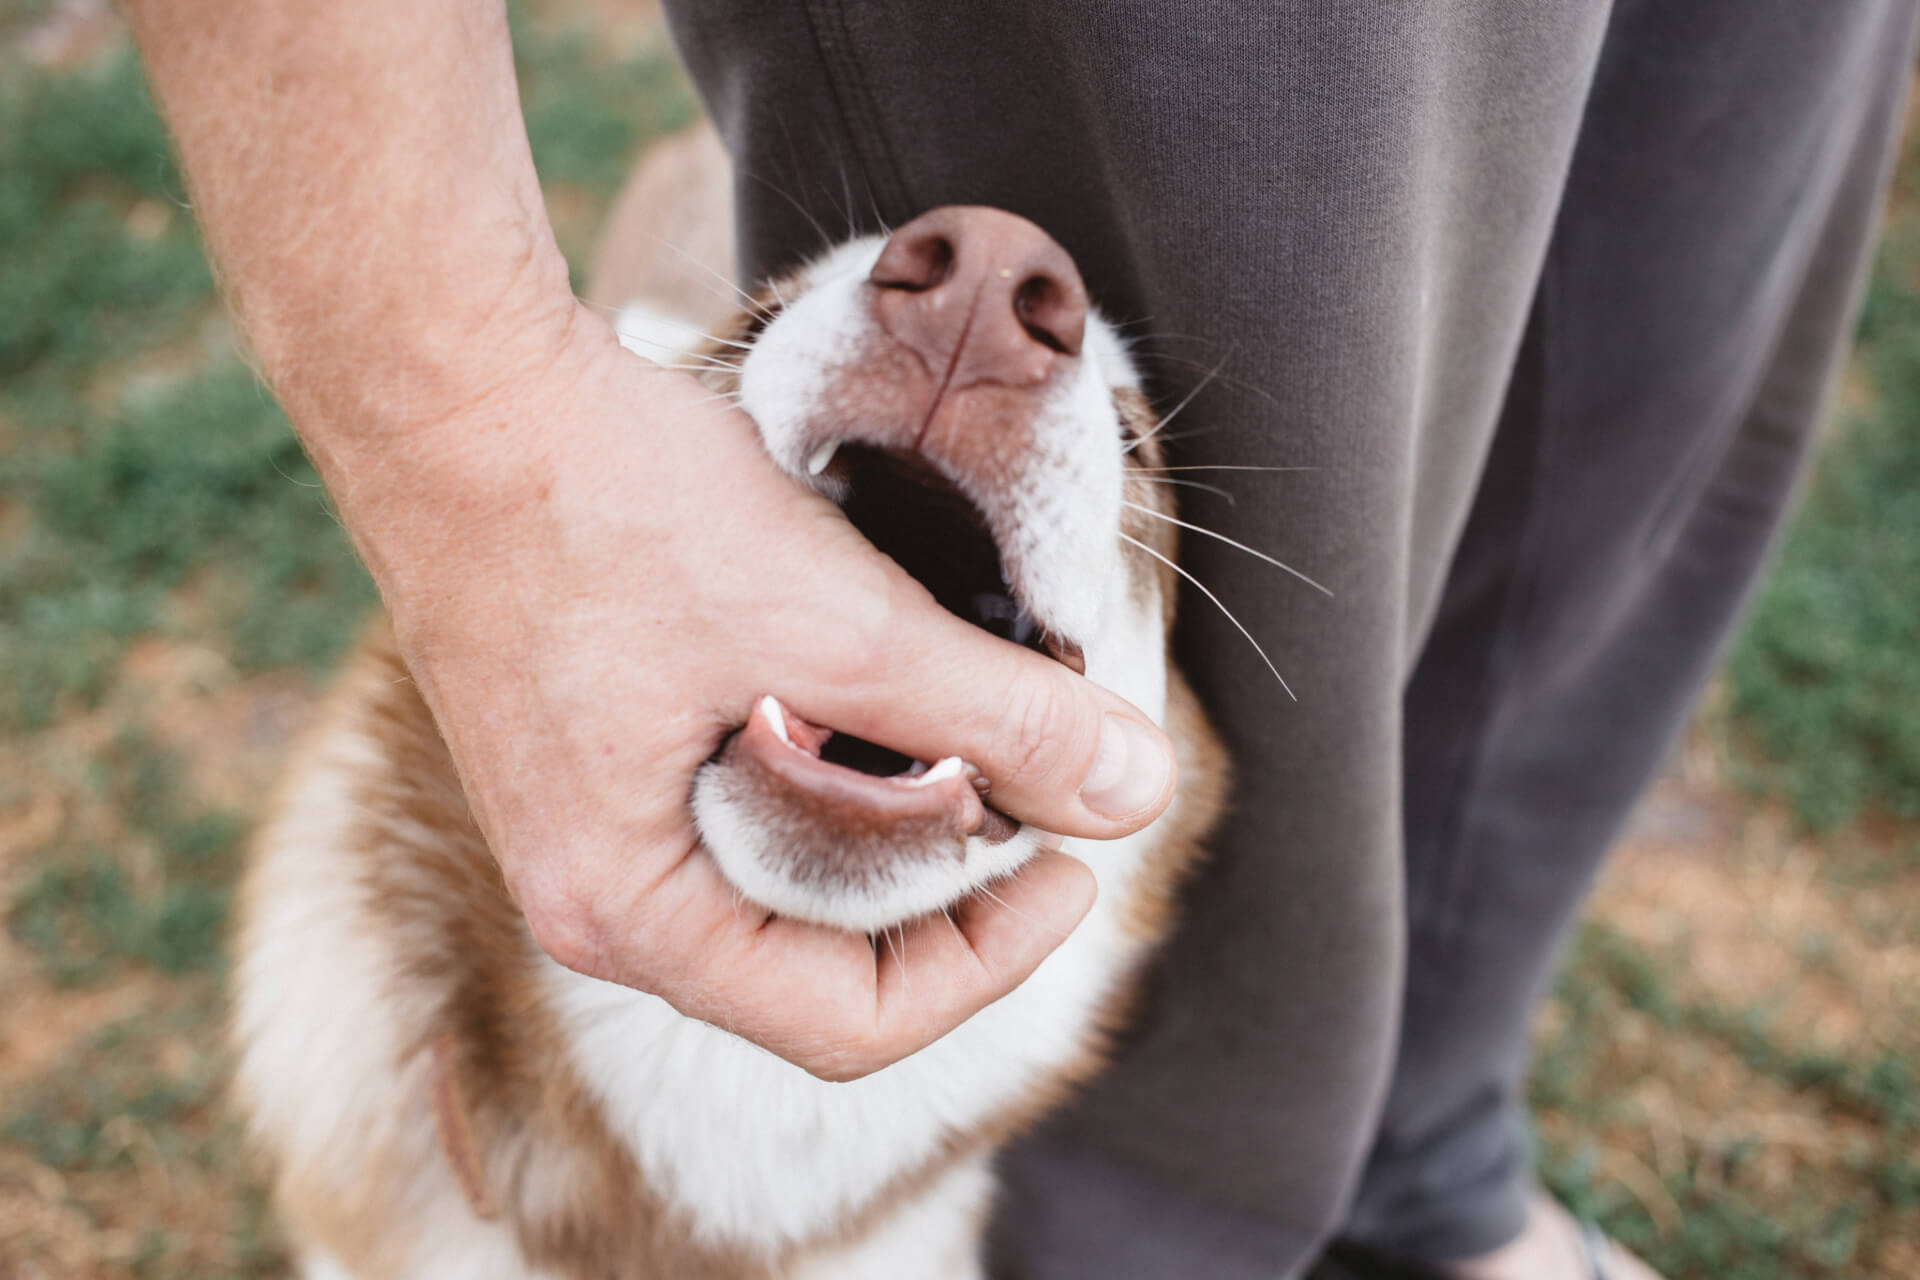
[616,843,1098,1080]
[790,588,1179,842]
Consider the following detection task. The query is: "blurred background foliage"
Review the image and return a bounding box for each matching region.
[1727,196,1920,832]
[0,2,1913,1276]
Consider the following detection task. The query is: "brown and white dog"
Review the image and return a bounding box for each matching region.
[231,193,1227,1278]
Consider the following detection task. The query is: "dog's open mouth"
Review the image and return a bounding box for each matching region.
[834,444,1082,668]
[725,445,1082,848]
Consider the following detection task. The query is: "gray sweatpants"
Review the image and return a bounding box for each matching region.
[664,2,1918,1275]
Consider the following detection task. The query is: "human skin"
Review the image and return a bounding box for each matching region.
[121,0,1177,1081]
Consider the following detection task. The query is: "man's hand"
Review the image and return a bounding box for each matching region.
[382,324,1175,1079]
[125,0,1175,1080]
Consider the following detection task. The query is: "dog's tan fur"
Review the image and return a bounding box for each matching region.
[234,130,1227,1279]
[244,620,1220,1278]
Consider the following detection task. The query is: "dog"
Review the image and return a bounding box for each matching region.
[230,180,1228,1278]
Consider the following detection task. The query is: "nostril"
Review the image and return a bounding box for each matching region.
[1014,273,1085,356]
[870,207,1092,378]
[871,232,955,292]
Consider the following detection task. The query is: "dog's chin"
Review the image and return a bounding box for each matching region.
[679,222,1157,935]
[685,430,1093,933]
[692,728,1054,932]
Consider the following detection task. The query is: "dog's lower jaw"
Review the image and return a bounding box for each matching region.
[691,560,1158,935]
[238,209,1224,1278]
[542,829,1149,1254]
[238,621,1219,1280]
[547,627,1175,1252]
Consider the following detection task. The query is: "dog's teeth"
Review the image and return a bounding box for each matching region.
[758,695,790,745]
[901,759,931,779]
[905,756,964,787]
[806,441,839,477]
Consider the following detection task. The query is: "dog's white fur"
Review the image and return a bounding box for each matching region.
[658,236,1159,933]
[238,225,1217,1280]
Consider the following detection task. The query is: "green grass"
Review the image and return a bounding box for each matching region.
[7,726,244,985]
[1530,921,1917,1280]
[1559,922,1916,1139]
[0,47,207,393]
[512,5,698,198]
[0,43,347,728]
[0,15,695,731]
[0,7,1912,1279]
[0,995,286,1278]
[0,15,693,1274]
[2,365,380,726]
[1726,147,1920,832]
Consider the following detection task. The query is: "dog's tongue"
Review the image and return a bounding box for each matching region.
[723,696,994,840]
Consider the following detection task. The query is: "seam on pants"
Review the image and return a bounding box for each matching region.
[1418,246,1567,944]
[798,0,915,227]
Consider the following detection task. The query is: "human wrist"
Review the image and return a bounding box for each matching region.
[307,299,620,615]
[123,0,589,553]
[256,222,581,455]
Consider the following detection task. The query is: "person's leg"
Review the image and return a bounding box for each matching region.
[664,5,1612,1275]
[1341,0,1920,1263]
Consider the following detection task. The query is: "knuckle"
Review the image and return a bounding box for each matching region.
[991,674,1081,789]
[758,992,891,1083]
[809,557,906,687]
[807,1052,877,1085]
[516,876,609,980]
[789,1027,884,1084]
[843,596,902,681]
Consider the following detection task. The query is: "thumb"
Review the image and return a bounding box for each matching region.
[803,600,1178,840]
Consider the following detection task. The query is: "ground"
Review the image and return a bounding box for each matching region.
[1,4,1915,1276]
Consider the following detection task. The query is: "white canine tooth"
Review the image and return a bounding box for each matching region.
[902,759,931,779]
[758,695,790,745]
[905,756,965,787]
[806,440,838,477]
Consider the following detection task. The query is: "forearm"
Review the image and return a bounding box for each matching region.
[123,0,583,560]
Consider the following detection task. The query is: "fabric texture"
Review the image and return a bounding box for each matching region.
[661,2,1918,1275]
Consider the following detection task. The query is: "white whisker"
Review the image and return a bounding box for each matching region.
[1138,463,1319,474]
[745,165,835,257]
[1125,346,1246,456]
[880,924,909,998]
[1123,501,1333,597]
[1126,351,1280,408]
[1126,357,1227,454]
[647,359,743,376]
[614,333,745,370]
[680,391,749,412]
[1129,426,1219,451]
[973,881,1073,940]
[651,236,775,319]
[662,347,742,365]
[1137,475,1235,503]
[614,331,680,351]
[1118,531,1297,701]
[839,166,858,240]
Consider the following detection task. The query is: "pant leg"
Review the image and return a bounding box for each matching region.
[1342,0,1920,1260]
[663,3,1622,1276]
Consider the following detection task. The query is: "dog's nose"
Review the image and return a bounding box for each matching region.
[869,206,1088,386]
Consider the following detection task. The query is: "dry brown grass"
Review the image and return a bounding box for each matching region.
[2,6,1914,1277]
